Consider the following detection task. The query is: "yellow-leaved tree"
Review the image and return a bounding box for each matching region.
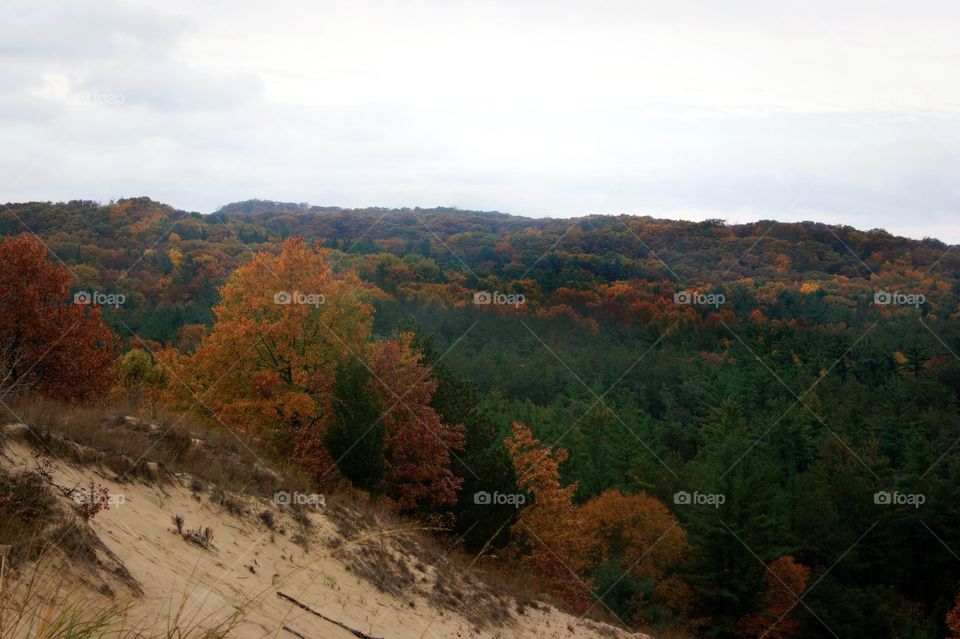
[505,422,592,611]
[580,489,692,622]
[162,237,464,509]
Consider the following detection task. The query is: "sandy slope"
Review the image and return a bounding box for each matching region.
[1,431,647,639]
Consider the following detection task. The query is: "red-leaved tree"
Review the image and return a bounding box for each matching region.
[739,555,811,639]
[0,234,117,402]
[947,591,960,639]
[370,333,464,510]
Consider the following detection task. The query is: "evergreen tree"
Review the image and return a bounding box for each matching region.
[325,355,386,492]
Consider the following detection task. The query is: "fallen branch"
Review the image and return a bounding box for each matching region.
[276,592,385,639]
[282,625,309,639]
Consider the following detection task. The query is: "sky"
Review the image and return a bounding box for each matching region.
[1,0,958,242]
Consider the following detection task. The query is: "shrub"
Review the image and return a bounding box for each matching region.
[0,466,57,561]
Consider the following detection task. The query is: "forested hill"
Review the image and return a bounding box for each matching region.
[5,197,960,636]
[1,197,957,343]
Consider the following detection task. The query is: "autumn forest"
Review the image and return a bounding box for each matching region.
[3,196,960,638]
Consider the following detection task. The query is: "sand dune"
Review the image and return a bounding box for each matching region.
[1,426,647,639]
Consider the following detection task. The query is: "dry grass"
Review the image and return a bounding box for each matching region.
[323,493,548,631]
[0,460,142,600]
[0,556,248,639]
[1,398,312,498]
[2,399,634,637]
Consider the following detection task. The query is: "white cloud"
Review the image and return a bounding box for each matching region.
[1,0,958,241]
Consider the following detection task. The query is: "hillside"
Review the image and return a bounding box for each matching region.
[3,198,960,637]
[1,197,957,345]
[0,417,643,639]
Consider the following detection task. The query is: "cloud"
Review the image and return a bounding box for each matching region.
[0,0,958,242]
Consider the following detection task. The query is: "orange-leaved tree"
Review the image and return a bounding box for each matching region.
[739,555,810,639]
[163,237,379,476]
[580,489,692,621]
[0,234,117,402]
[505,422,592,611]
[165,238,463,510]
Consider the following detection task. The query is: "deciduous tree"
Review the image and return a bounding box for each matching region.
[739,555,810,639]
[947,591,960,639]
[506,422,592,610]
[370,333,464,510]
[167,237,379,475]
[580,489,691,622]
[0,234,117,402]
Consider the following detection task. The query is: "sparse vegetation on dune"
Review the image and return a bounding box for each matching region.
[1,399,310,498]
[0,556,248,639]
[0,412,639,639]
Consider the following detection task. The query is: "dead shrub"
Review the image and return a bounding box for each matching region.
[181,525,215,550]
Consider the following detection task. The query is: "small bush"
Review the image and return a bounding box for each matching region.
[181,525,215,549]
[291,506,312,531]
[68,480,112,521]
[0,466,57,562]
[291,533,309,550]
[157,422,192,460]
[210,488,245,516]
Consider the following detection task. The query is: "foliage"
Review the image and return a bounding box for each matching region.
[739,555,811,639]
[505,422,592,611]
[370,333,464,510]
[119,347,166,414]
[164,238,462,511]
[5,199,960,636]
[324,354,385,492]
[580,489,691,623]
[947,592,960,639]
[0,234,117,402]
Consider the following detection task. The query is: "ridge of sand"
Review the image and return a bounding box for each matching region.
[1,429,649,639]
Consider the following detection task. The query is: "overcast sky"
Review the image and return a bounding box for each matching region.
[1,0,958,241]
